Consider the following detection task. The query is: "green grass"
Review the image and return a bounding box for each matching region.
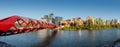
[61,24,120,30]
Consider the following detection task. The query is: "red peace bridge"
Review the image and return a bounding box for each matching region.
[0,16,58,36]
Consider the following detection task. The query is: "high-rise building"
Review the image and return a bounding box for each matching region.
[44,15,49,19]
[76,19,84,25]
[49,13,55,23]
[86,16,94,25]
[43,13,55,23]
[72,17,83,26]
[111,19,118,25]
[54,16,63,25]
[44,15,49,22]
[106,20,111,25]
[59,20,70,27]
[72,17,81,23]
[94,18,103,25]
[49,13,54,20]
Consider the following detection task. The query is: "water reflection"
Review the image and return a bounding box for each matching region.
[0,41,14,47]
[112,38,120,47]
[78,30,82,37]
[0,29,120,47]
[88,30,95,47]
[37,29,58,47]
[0,29,58,47]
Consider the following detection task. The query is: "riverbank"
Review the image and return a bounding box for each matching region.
[60,24,120,30]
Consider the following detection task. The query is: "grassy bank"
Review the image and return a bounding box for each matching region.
[60,24,120,30]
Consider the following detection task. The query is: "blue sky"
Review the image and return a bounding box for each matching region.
[0,0,120,20]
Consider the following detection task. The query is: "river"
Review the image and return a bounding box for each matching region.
[0,28,120,47]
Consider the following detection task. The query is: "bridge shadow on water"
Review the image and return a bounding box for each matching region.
[0,41,14,47]
[36,30,58,47]
[111,38,120,47]
[0,29,58,47]
[0,29,44,36]
[100,38,120,47]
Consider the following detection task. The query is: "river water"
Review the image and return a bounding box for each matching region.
[0,28,120,47]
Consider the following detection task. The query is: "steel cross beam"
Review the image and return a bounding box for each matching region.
[0,16,58,36]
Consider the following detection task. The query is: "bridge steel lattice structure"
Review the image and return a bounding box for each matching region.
[0,16,58,36]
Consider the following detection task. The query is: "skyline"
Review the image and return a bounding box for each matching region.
[0,0,120,20]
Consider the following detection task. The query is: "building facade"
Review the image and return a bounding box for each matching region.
[54,16,63,25]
